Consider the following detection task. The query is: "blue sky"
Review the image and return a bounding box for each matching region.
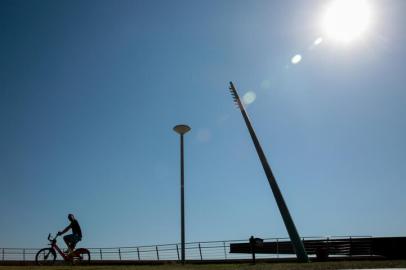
[1,0,406,248]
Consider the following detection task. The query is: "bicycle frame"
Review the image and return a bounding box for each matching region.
[48,234,74,261]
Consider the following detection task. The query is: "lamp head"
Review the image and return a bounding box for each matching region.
[173,124,191,135]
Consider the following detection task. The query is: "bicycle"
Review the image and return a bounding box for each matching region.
[35,233,91,265]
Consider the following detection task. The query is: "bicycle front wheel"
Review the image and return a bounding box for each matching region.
[35,248,56,265]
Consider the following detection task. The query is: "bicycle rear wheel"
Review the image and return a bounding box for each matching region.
[73,248,90,264]
[35,248,56,265]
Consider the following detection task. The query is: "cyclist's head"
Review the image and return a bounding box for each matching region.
[68,213,75,221]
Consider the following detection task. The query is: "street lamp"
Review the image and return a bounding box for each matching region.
[173,124,191,264]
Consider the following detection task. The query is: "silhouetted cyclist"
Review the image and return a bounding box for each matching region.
[57,214,82,254]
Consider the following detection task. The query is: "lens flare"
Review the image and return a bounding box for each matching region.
[291,54,302,64]
[243,91,256,105]
[314,37,323,45]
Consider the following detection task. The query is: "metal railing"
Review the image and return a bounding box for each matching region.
[0,235,371,262]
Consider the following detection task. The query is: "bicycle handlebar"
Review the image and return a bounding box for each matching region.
[48,233,60,242]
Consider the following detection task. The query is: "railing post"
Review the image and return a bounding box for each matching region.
[137,247,140,260]
[118,248,122,260]
[277,239,279,258]
[156,246,159,260]
[198,243,203,260]
[23,249,25,261]
[349,237,352,257]
[223,241,227,260]
[99,249,103,260]
[2,248,4,261]
[326,237,330,258]
[176,244,180,260]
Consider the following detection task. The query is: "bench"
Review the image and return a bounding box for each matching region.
[230,237,374,262]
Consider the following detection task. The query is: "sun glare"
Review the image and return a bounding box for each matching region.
[322,0,372,43]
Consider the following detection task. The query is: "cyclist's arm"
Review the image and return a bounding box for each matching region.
[59,224,72,235]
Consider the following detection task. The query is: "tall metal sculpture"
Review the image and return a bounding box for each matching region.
[228,81,309,262]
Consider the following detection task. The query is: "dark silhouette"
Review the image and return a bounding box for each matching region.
[230,236,406,260]
[58,214,82,253]
[173,124,191,264]
[35,232,90,265]
[228,82,308,262]
[249,236,263,264]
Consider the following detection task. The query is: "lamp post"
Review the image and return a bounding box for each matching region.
[173,124,191,264]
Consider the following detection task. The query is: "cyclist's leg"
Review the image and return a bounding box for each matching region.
[71,234,81,250]
[63,234,74,252]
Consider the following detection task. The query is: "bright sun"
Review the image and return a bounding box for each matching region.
[322,0,372,43]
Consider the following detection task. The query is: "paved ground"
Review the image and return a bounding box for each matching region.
[1,260,406,270]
